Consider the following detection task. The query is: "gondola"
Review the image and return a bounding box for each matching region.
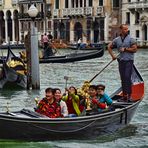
[0,65,144,141]
[0,47,104,64]
[67,43,104,50]
[0,43,25,50]
[39,47,104,63]
[0,47,27,89]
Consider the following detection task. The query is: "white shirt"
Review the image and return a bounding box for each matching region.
[60,100,68,117]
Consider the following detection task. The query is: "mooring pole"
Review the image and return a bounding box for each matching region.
[30,21,40,89]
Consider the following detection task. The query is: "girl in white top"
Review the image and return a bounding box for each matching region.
[53,88,68,117]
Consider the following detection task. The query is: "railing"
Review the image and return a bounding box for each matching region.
[84,7,93,15]
[62,7,94,17]
[18,12,44,20]
[96,6,104,15]
[53,9,60,17]
[12,0,18,5]
[0,0,3,5]
[128,1,148,9]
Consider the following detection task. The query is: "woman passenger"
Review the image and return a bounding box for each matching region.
[62,86,81,117]
[53,88,68,117]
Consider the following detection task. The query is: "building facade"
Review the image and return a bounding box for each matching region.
[122,0,148,46]
[0,0,122,44]
[51,0,122,43]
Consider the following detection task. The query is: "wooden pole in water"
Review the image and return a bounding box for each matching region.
[28,3,40,89]
[24,32,32,90]
[30,21,40,89]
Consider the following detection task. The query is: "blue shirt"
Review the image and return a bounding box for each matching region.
[112,34,136,61]
[98,93,112,105]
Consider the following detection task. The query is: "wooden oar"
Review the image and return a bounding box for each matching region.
[89,53,120,83]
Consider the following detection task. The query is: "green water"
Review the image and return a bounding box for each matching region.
[0,49,148,148]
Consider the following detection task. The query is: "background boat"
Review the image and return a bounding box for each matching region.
[0,46,104,64]
[0,47,27,89]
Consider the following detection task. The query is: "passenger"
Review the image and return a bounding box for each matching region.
[79,34,88,49]
[62,86,81,117]
[53,88,68,117]
[88,85,107,113]
[35,87,62,118]
[77,38,82,49]
[96,84,113,111]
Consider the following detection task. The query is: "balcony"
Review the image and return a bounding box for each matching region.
[18,12,44,20]
[53,9,60,17]
[18,0,43,4]
[0,0,3,5]
[12,0,18,5]
[62,7,95,17]
[96,6,104,15]
[128,1,148,11]
[84,7,93,16]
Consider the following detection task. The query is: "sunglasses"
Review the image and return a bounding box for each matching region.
[97,88,104,90]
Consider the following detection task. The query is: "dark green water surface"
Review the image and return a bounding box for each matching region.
[0,49,147,148]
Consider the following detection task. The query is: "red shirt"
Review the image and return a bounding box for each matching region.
[35,98,62,118]
[66,98,76,114]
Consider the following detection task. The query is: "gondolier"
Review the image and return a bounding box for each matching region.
[108,24,137,102]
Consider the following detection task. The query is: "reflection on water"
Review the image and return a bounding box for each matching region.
[0,49,148,147]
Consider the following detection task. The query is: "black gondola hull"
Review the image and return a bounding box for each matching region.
[0,47,104,64]
[0,101,140,141]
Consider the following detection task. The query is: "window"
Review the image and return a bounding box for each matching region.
[76,0,78,7]
[89,0,93,7]
[72,0,74,8]
[135,12,140,24]
[126,12,130,24]
[136,30,139,38]
[55,0,59,9]
[128,0,131,2]
[99,0,103,6]
[113,0,119,7]
[84,0,86,7]
[65,0,68,8]
[80,0,82,7]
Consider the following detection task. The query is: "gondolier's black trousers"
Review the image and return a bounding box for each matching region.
[118,60,133,96]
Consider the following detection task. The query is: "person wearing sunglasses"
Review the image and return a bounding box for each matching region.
[96,84,112,107]
[35,87,62,118]
[89,84,113,113]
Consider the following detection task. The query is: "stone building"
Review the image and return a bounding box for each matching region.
[122,0,148,46]
[0,0,122,44]
[0,0,49,44]
[51,0,122,43]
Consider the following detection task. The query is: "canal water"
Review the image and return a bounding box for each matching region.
[0,49,147,148]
